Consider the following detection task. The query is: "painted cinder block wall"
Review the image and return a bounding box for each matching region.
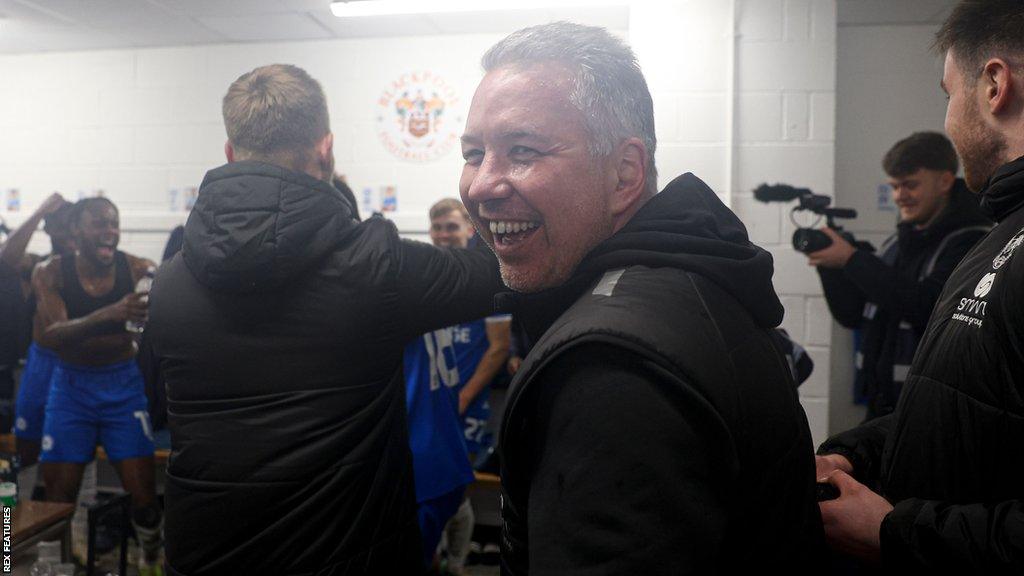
[0,0,838,445]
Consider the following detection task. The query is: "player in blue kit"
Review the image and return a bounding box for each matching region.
[33,197,163,575]
[423,198,513,574]
[1,194,75,481]
[450,315,510,455]
[430,198,513,457]
[404,326,476,570]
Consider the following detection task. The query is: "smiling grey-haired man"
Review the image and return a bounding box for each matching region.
[459,22,826,574]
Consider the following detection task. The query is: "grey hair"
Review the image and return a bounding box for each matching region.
[482,21,658,193]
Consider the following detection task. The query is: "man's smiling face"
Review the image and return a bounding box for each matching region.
[459,64,617,293]
[76,202,120,269]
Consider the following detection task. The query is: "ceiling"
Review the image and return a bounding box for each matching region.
[0,0,629,54]
[0,0,961,55]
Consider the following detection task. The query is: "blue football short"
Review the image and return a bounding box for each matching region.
[40,359,155,463]
[14,343,60,440]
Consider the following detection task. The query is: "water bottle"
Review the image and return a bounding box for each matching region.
[126,266,156,334]
[29,561,54,576]
[0,482,16,509]
[30,539,61,575]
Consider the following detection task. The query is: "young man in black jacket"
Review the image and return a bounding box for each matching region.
[816,1,1024,571]
[808,132,990,420]
[460,22,825,574]
[147,64,503,575]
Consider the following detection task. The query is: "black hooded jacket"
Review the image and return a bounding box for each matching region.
[817,179,991,419]
[498,173,826,575]
[819,156,1024,572]
[148,161,502,576]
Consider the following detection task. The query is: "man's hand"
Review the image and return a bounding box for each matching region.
[508,356,523,376]
[458,389,471,415]
[102,292,149,325]
[816,453,853,479]
[819,470,894,564]
[806,227,856,268]
[36,192,67,217]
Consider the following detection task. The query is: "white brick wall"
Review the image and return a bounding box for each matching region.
[0,0,838,445]
[734,0,837,447]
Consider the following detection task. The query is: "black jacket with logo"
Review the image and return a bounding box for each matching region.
[817,179,990,419]
[820,156,1024,572]
[498,174,826,575]
[148,161,502,575]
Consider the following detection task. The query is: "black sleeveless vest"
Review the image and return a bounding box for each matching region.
[498,265,824,574]
[59,251,133,320]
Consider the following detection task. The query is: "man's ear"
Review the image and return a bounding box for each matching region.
[939,170,955,193]
[609,137,650,217]
[982,57,1015,115]
[225,141,236,163]
[318,132,335,177]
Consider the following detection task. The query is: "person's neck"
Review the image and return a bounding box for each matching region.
[998,118,1024,166]
[75,252,112,280]
[242,153,327,183]
[610,190,656,235]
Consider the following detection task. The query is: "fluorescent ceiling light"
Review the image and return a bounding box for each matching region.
[330,0,630,18]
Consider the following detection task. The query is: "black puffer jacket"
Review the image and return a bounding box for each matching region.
[817,179,990,419]
[820,156,1024,572]
[499,173,825,575]
[148,161,502,576]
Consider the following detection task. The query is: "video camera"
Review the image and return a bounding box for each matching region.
[753,183,871,253]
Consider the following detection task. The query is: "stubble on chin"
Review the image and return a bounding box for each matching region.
[499,262,550,294]
[962,134,1005,192]
[957,98,1007,192]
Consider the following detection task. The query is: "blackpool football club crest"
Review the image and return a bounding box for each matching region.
[992,228,1024,270]
[376,71,461,162]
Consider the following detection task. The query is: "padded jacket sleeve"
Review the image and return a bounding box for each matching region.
[817,413,895,488]
[393,236,503,337]
[817,266,866,329]
[881,498,1024,571]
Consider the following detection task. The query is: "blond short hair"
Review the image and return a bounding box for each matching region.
[222,64,330,155]
[429,198,470,221]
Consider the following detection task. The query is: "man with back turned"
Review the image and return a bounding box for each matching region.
[148,64,502,575]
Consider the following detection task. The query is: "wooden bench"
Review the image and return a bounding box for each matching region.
[0,433,14,454]
[469,471,502,527]
[10,500,75,561]
[473,471,500,487]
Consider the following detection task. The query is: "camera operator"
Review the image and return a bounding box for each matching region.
[807,132,990,420]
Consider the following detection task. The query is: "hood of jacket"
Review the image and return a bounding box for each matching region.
[182,161,356,293]
[980,155,1024,222]
[504,173,784,340]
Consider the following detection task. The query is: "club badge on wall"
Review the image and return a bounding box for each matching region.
[377,71,461,163]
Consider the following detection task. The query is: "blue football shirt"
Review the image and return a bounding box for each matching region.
[404,328,474,503]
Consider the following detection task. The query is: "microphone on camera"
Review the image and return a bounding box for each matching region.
[753,183,814,203]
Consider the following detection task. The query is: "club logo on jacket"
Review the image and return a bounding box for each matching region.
[974,272,996,298]
[377,71,461,163]
[954,272,997,328]
[992,228,1024,269]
